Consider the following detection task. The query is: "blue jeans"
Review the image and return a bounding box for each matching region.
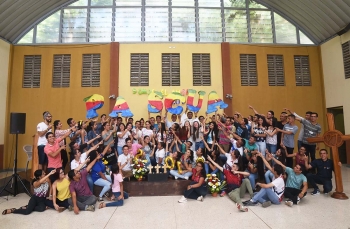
[256,141,266,156]
[170,170,192,179]
[298,140,302,150]
[94,175,112,197]
[264,170,274,183]
[105,191,129,207]
[252,187,281,205]
[86,173,94,193]
[266,143,277,154]
[247,173,258,190]
[117,146,123,155]
[195,141,204,151]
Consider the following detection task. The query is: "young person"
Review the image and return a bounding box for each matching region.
[118,145,134,179]
[37,111,53,170]
[278,114,298,168]
[170,149,193,180]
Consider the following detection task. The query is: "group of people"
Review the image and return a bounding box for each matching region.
[2,106,341,215]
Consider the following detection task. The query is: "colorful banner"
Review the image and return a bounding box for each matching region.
[83,94,104,119]
[206,91,228,114]
[109,96,134,117]
[147,91,164,113]
[164,92,186,115]
[186,89,206,112]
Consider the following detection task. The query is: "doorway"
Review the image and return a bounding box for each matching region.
[327,107,347,164]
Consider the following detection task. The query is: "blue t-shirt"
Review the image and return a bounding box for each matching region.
[91,160,106,183]
[285,167,307,189]
[310,159,333,179]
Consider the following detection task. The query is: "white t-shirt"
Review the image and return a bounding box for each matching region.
[132,128,142,144]
[165,118,177,130]
[230,138,243,156]
[117,131,131,147]
[37,122,50,146]
[225,153,233,167]
[142,128,153,138]
[157,132,166,142]
[271,176,285,199]
[155,148,165,164]
[118,154,132,171]
[70,152,87,170]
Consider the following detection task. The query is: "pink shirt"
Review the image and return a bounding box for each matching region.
[44,137,63,168]
[112,173,123,192]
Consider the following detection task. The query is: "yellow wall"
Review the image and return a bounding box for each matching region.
[230,44,326,147]
[0,39,11,145]
[118,43,223,121]
[321,33,350,134]
[5,44,111,169]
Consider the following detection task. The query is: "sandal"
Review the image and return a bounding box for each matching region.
[2,208,16,215]
[98,202,105,209]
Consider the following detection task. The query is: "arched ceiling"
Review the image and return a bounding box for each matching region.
[0,0,350,45]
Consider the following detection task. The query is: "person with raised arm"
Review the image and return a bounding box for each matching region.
[2,169,56,215]
[68,153,102,214]
[207,155,251,212]
[37,111,53,170]
[248,105,277,127]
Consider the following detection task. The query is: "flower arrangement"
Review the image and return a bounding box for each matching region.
[131,158,149,180]
[205,174,226,194]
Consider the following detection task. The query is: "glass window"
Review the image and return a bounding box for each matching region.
[299,31,314,44]
[225,9,248,42]
[70,0,88,6]
[274,13,297,44]
[198,0,221,7]
[18,29,34,44]
[115,0,141,6]
[36,11,60,43]
[91,0,113,6]
[115,8,142,41]
[62,9,88,43]
[172,0,195,7]
[250,10,273,43]
[199,9,222,42]
[89,8,113,42]
[224,0,246,8]
[172,8,196,42]
[248,1,266,9]
[145,8,168,42]
[146,0,168,6]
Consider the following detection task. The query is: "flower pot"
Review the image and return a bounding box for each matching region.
[137,177,143,181]
[212,192,218,197]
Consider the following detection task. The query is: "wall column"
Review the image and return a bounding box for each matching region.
[110,42,120,111]
[221,42,233,116]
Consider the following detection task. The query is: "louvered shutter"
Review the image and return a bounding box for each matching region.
[240,54,257,86]
[294,55,311,86]
[52,54,71,88]
[130,54,149,86]
[193,54,211,86]
[23,55,41,88]
[82,54,100,87]
[267,55,284,86]
[162,54,180,86]
[342,42,350,79]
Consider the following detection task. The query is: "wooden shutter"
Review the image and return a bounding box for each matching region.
[162,54,180,86]
[82,54,100,87]
[193,54,211,86]
[23,55,41,88]
[240,54,257,86]
[342,41,350,79]
[267,54,284,86]
[130,54,149,86]
[52,54,71,88]
[294,55,311,86]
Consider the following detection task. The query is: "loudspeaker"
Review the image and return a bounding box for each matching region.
[10,113,26,134]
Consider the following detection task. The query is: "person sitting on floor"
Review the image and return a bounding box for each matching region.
[98,164,129,209]
[2,169,56,215]
[68,153,101,214]
[207,155,251,212]
[244,152,285,208]
[304,149,342,195]
[178,161,207,203]
[170,149,193,180]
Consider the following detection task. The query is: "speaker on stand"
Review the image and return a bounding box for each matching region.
[0,113,31,197]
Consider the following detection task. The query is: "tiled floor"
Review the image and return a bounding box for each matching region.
[1,167,350,229]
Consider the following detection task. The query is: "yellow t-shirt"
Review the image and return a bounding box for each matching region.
[56,178,71,201]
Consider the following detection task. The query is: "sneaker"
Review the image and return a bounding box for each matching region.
[324,191,329,195]
[58,207,65,213]
[184,176,189,180]
[68,205,73,211]
[242,200,251,205]
[262,201,271,208]
[311,189,320,195]
[244,200,258,206]
[285,200,293,207]
[297,197,300,205]
[98,197,103,201]
[85,205,95,212]
[220,191,226,197]
[197,196,203,202]
[174,176,178,180]
[178,196,187,203]
[236,203,248,212]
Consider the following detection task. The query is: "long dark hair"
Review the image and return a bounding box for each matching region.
[256,157,265,180]
[206,121,219,142]
[32,169,44,185]
[53,120,60,134]
[158,122,166,139]
[191,121,200,141]
[87,121,95,133]
[195,161,206,178]
[233,150,244,172]
[117,123,125,132]
[111,164,120,184]
[277,148,287,165]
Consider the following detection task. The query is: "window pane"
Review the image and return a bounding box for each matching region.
[89,8,112,42]
[199,9,222,42]
[70,0,88,6]
[198,0,221,7]
[115,0,141,6]
[18,29,34,44]
[299,31,314,44]
[249,1,266,9]
[145,8,168,42]
[250,10,273,43]
[225,9,248,42]
[62,9,87,43]
[172,8,196,42]
[274,13,296,44]
[36,11,60,43]
[146,0,168,6]
[224,0,246,8]
[115,8,141,41]
[91,0,113,6]
[172,0,195,7]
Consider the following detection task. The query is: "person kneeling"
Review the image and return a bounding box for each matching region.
[244,152,285,208]
[178,161,206,203]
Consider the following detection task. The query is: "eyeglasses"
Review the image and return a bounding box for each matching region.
[47,116,52,118]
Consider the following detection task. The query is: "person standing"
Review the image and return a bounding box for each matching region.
[37,111,53,170]
[278,114,298,168]
[275,112,288,150]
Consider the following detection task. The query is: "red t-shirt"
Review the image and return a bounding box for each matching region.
[191,168,203,183]
[223,169,243,186]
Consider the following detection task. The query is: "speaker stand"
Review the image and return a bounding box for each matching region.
[0,134,31,197]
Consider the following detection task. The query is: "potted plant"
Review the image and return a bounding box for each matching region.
[205,174,226,197]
